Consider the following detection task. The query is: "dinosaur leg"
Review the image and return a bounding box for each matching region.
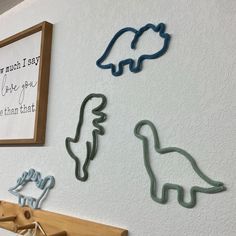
[177,185,197,208]
[150,183,197,208]
[73,142,91,181]
[111,64,123,76]
[80,141,92,181]
[151,183,184,205]
[130,59,142,73]
[150,183,168,204]
[181,187,197,208]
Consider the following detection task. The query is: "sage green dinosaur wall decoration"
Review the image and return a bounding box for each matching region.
[65,93,107,182]
[134,120,226,208]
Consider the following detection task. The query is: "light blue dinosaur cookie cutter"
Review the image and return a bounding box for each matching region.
[8,168,55,209]
[96,23,171,76]
[134,120,226,208]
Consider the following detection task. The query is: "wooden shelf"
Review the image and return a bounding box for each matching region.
[0,201,128,236]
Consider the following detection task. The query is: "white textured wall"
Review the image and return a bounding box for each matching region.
[0,1,236,235]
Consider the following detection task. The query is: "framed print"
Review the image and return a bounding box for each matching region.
[0,21,53,145]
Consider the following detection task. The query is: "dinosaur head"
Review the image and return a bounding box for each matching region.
[134,120,157,138]
[134,120,161,149]
[134,120,148,139]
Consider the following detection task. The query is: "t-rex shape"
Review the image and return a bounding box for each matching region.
[65,93,107,181]
[96,23,170,76]
[134,120,226,208]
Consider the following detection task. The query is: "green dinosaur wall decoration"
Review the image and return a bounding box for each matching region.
[134,120,226,208]
[65,93,107,182]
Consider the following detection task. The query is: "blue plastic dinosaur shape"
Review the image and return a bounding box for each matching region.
[134,120,226,208]
[96,23,170,76]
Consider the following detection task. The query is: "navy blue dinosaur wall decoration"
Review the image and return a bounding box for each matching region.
[96,23,171,76]
[65,93,107,182]
[134,120,226,208]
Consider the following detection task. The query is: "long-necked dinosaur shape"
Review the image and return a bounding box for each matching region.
[65,93,107,181]
[134,120,226,208]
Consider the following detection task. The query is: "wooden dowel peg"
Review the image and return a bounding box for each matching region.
[16,223,35,231]
[49,231,67,236]
[0,215,16,222]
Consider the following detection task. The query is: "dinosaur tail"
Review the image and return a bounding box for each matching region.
[198,184,226,194]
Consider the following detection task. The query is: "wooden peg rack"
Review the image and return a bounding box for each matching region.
[0,201,128,236]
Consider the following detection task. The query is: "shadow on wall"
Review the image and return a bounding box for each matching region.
[0,0,24,15]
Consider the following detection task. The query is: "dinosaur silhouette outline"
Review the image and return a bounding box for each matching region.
[134,120,226,208]
[65,93,107,182]
[96,23,170,76]
[8,168,55,209]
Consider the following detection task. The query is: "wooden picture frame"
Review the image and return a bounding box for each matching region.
[0,22,53,145]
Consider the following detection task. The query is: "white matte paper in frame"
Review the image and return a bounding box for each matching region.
[0,31,41,140]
